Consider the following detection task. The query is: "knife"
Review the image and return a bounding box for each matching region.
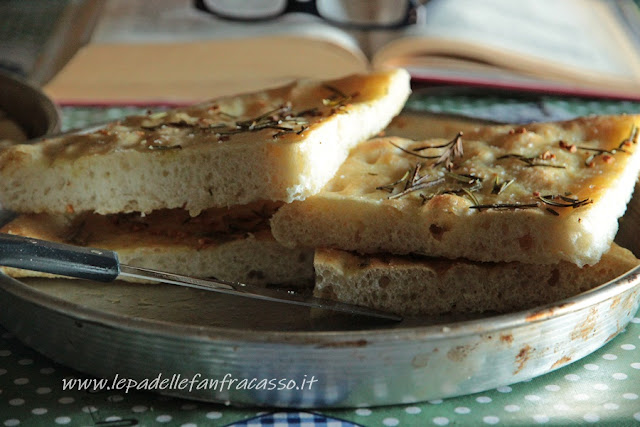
[0,233,402,322]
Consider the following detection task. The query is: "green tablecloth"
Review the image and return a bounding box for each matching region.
[2,96,640,426]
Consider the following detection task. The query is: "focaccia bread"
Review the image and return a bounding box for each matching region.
[0,69,410,216]
[314,245,640,316]
[272,115,640,266]
[0,202,313,287]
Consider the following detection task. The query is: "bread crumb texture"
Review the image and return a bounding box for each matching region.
[313,245,640,316]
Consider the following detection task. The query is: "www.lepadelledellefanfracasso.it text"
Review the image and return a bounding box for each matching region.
[62,373,318,394]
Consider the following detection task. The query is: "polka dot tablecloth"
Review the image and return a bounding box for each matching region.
[2,97,640,426]
[2,319,640,426]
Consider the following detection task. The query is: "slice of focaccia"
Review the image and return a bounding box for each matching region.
[313,245,640,316]
[0,202,313,287]
[272,115,640,266]
[0,69,410,216]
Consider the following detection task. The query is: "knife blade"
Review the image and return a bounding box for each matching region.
[0,233,402,321]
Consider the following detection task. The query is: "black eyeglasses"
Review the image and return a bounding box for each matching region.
[195,0,423,30]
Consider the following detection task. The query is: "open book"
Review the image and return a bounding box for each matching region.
[43,0,640,105]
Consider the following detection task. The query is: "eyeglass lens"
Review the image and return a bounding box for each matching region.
[201,0,410,25]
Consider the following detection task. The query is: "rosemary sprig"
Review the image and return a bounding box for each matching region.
[322,85,353,107]
[147,144,182,151]
[576,125,636,167]
[492,177,515,194]
[469,203,539,211]
[388,132,464,171]
[497,154,566,169]
[428,132,464,171]
[388,177,445,199]
[537,194,593,209]
[376,169,411,193]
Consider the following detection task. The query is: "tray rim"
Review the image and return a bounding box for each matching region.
[1,263,638,345]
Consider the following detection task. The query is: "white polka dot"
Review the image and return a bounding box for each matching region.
[504,405,520,412]
[634,412,640,421]
[36,387,51,394]
[612,373,628,380]
[181,424,197,427]
[32,408,47,415]
[631,362,640,370]
[554,403,570,411]
[525,394,541,402]
[40,367,55,374]
[9,398,24,406]
[205,411,223,419]
[533,414,549,423]
[631,317,640,323]
[383,417,399,426]
[108,394,124,402]
[13,378,28,385]
[483,416,500,424]
[584,363,599,371]
[132,405,147,413]
[17,359,33,366]
[104,417,121,422]
[623,393,638,400]
[621,344,636,350]
[58,397,74,404]
[4,420,19,427]
[81,406,98,413]
[564,374,580,381]
[156,415,172,423]
[603,403,619,410]
[354,409,371,416]
[0,350,11,356]
[476,396,492,403]
[429,399,443,404]
[55,417,71,425]
[545,384,560,392]
[602,354,617,360]
[454,407,471,414]
[574,393,590,401]
[0,369,6,375]
[583,413,599,423]
[432,417,449,426]
[497,386,512,393]
[405,406,421,414]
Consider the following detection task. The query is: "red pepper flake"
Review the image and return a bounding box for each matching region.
[66,204,74,214]
[532,191,541,197]
[540,150,556,160]
[602,154,615,163]
[559,140,577,153]
[197,237,214,249]
[509,127,527,135]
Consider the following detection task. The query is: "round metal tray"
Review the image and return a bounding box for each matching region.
[0,184,638,409]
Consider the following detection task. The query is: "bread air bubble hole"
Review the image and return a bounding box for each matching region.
[326,181,346,193]
[363,150,383,165]
[378,275,391,289]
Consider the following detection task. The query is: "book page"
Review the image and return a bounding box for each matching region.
[91,0,365,60]
[44,0,371,104]
[372,0,640,88]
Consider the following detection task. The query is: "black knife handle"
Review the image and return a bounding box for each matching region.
[0,233,120,282]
